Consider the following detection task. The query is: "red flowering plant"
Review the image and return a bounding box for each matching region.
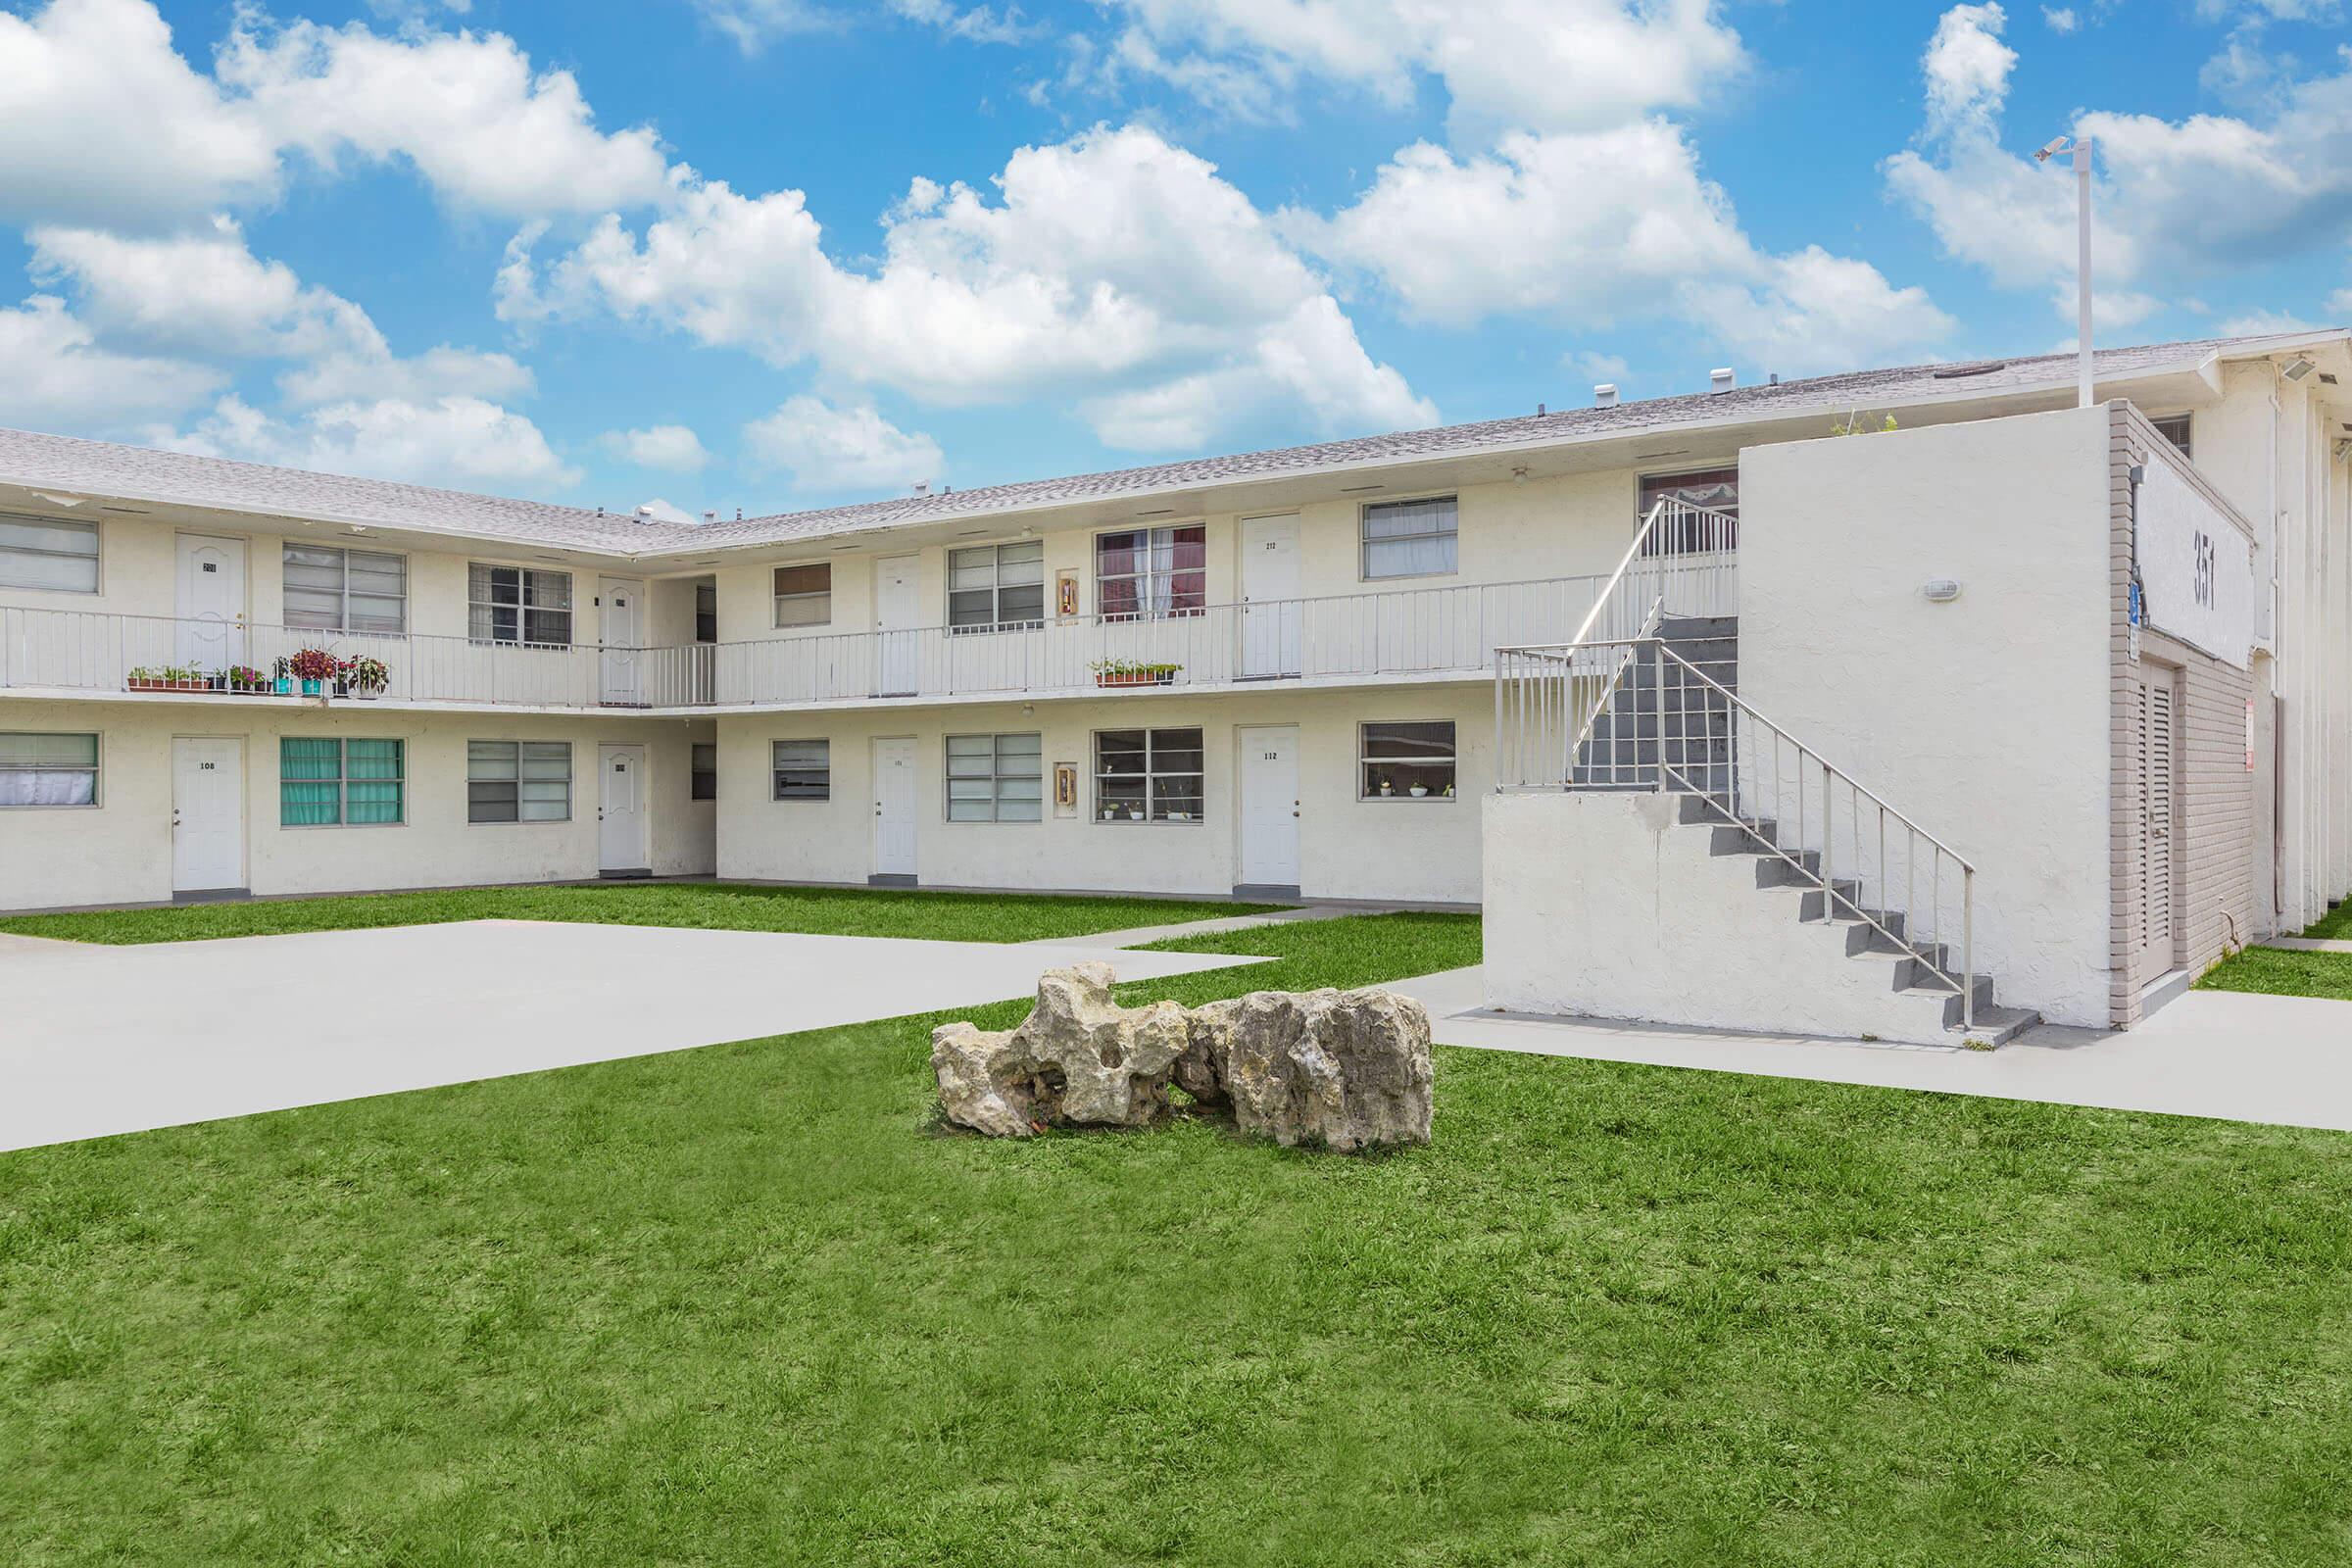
[286,647,340,683]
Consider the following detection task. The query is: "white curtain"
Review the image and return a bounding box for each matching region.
[0,769,95,807]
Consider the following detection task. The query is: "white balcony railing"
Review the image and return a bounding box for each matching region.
[0,573,1612,712]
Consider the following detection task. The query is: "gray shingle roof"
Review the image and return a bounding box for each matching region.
[0,330,2334,561]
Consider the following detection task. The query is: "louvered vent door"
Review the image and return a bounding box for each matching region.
[2136,675,2177,977]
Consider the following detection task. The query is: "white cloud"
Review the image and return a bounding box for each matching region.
[2216,308,2322,335]
[691,0,833,53]
[1888,2,2352,323]
[218,14,673,220]
[1291,124,1952,374]
[600,424,711,471]
[2042,6,2079,30]
[1098,0,1749,139]
[0,294,223,428]
[694,0,1024,54]
[2328,282,2352,316]
[743,396,945,492]
[0,0,278,228]
[160,394,580,492]
[515,124,1435,448]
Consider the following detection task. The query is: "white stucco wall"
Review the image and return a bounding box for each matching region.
[1738,407,2116,1026]
[713,684,1490,903]
[2135,447,2256,669]
[0,700,714,910]
[1483,792,1967,1045]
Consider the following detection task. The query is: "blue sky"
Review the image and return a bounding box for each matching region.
[1,0,2346,520]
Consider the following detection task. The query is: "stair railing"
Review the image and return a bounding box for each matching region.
[1641,637,1976,1030]
[1494,496,1737,791]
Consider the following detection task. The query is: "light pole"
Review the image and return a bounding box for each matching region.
[2034,133,2094,408]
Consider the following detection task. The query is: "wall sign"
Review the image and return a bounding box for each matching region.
[2136,457,2254,669]
[1053,762,1078,817]
[1056,570,1080,619]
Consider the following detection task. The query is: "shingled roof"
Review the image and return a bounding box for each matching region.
[0,331,2333,561]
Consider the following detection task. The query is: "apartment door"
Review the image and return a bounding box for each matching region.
[599,577,644,705]
[172,737,244,893]
[874,555,921,697]
[871,736,918,880]
[2133,671,2180,977]
[1237,723,1299,891]
[1240,513,1301,677]
[598,743,650,874]
[174,534,247,669]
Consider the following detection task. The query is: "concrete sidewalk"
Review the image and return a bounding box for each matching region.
[0,920,1271,1152]
[1388,966,2352,1133]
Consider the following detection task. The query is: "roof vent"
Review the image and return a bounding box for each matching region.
[912,481,930,496]
[1593,383,1619,407]
[1710,368,1736,393]
[703,510,717,524]
[635,506,655,517]
[1931,360,2008,379]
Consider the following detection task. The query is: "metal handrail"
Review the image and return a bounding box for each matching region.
[1495,632,1977,1029]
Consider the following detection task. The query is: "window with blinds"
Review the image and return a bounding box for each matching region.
[772,739,830,800]
[0,731,99,808]
[280,738,403,827]
[946,733,1043,820]
[467,740,572,822]
[468,564,572,646]
[0,514,99,593]
[948,541,1046,630]
[1360,497,1457,579]
[772,564,831,627]
[283,543,407,633]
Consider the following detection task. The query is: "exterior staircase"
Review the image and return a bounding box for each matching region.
[1564,613,2039,1045]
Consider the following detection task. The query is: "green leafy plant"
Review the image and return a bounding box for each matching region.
[1831,409,1899,436]
[286,647,340,683]
[342,655,390,691]
[1090,659,1182,683]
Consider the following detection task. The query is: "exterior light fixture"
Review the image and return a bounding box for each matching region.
[2033,132,2095,409]
[1920,578,1963,603]
[2281,357,2316,381]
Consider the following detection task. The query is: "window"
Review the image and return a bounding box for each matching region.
[1637,467,1740,554]
[281,738,403,827]
[695,581,718,642]
[1095,727,1203,823]
[1096,524,1206,619]
[1360,720,1456,800]
[947,732,1042,821]
[772,739,830,800]
[467,564,572,646]
[772,564,830,627]
[466,740,572,823]
[0,732,98,808]
[282,543,407,633]
[948,541,1046,631]
[0,514,98,593]
[1360,496,1457,579]
[691,742,717,801]
[2150,414,2192,459]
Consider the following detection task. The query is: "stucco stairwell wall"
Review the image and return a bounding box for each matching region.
[1735,405,2118,1027]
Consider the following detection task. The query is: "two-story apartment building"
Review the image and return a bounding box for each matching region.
[3,328,2346,1040]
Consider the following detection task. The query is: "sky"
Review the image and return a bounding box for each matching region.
[0,0,2347,523]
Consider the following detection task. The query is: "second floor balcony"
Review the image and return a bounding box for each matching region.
[0,570,1673,713]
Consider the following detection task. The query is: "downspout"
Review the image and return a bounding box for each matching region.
[2270,368,2283,924]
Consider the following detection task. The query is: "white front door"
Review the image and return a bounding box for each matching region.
[599,577,644,704]
[1238,723,1300,889]
[872,736,918,878]
[598,743,649,872]
[874,555,921,697]
[172,737,244,892]
[174,534,247,669]
[1240,514,1301,677]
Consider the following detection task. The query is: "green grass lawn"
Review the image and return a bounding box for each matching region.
[2198,946,2352,1001]
[2302,900,2352,941]
[8,911,2352,1564]
[0,881,1283,946]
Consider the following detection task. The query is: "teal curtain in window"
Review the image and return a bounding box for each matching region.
[280,738,342,826]
[345,739,404,825]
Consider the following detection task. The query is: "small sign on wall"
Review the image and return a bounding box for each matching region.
[1054,761,1079,817]
[1056,570,1080,619]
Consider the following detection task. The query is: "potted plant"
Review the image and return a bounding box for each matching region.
[344,655,389,699]
[225,664,270,694]
[125,665,164,692]
[271,657,295,695]
[1091,659,1182,689]
[287,646,339,697]
[1408,782,1429,798]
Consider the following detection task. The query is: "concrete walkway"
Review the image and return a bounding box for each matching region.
[0,920,1272,1152]
[1025,903,1380,950]
[2264,936,2352,954]
[1388,965,2352,1133]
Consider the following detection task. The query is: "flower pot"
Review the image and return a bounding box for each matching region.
[127,678,165,693]
[354,685,381,701]
[301,679,322,697]
[274,677,293,695]
[1408,785,1428,798]
[332,679,351,699]
[1095,669,1175,688]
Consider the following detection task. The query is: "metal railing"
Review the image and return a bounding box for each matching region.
[0,572,1614,711]
[1495,636,1977,1029]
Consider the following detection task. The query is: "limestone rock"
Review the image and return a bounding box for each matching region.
[930,962,1191,1137]
[1181,988,1434,1152]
